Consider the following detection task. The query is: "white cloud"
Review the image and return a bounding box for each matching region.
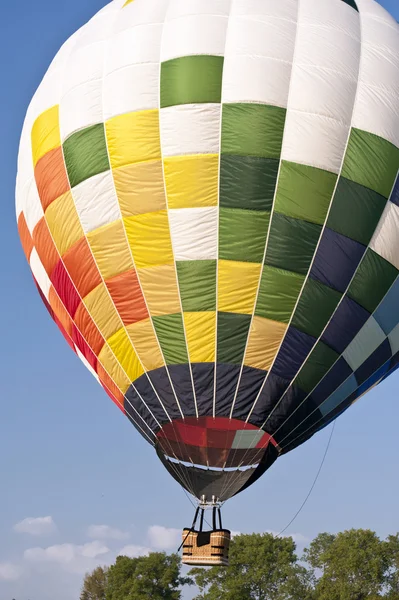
[24,541,110,575]
[147,525,181,550]
[118,545,150,558]
[14,516,57,536]
[87,525,129,541]
[0,562,23,581]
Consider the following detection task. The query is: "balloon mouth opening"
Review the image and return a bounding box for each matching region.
[156,416,277,470]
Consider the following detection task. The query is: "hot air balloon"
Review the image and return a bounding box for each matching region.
[16,0,399,566]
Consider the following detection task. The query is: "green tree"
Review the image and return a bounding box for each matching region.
[304,529,390,600]
[80,566,108,600]
[384,534,399,599]
[106,552,191,600]
[189,532,314,600]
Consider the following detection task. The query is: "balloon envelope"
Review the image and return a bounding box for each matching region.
[16,0,399,501]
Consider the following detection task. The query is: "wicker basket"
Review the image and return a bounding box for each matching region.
[181,528,230,566]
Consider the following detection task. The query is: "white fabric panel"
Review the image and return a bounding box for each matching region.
[343,316,386,371]
[161,14,229,61]
[63,41,105,91]
[17,117,35,190]
[106,24,163,74]
[231,0,298,21]
[223,56,292,107]
[226,16,297,64]
[166,0,231,20]
[72,171,121,234]
[76,348,100,381]
[60,80,103,140]
[30,248,52,299]
[168,207,218,261]
[27,69,62,121]
[115,0,169,32]
[160,104,221,157]
[283,111,350,174]
[388,322,399,355]
[24,180,45,235]
[103,63,159,119]
[281,0,360,173]
[370,201,399,270]
[352,0,399,146]
[76,12,116,47]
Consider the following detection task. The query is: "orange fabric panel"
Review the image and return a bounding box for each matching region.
[34,147,70,210]
[49,287,73,338]
[106,269,149,325]
[97,362,125,410]
[17,212,34,261]
[74,302,106,356]
[32,217,59,277]
[62,237,102,299]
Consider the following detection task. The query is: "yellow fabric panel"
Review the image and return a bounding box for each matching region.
[106,109,161,170]
[138,264,181,316]
[244,316,288,371]
[45,191,84,256]
[98,344,131,394]
[218,260,262,314]
[123,0,134,5]
[126,319,164,371]
[124,211,174,268]
[113,160,166,217]
[164,154,219,208]
[31,105,61,166]
[184,312,216,363]
[107,327,145,382]
[87,220,133,280]
[83,283,123,339]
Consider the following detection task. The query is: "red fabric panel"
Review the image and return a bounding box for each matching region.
[34,278,54,318]
[62,237,102,299]
[106,269,149,325]
[32,217,59,277]
[51,260,81,317]
[18,213,34,261]
[34,147,70,210]
[72,327,98,371]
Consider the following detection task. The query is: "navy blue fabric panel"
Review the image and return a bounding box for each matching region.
[167,364,196,417]
[310,227,366,293]
[382,355,399,383]
[374,276,399,334]
[354,339,392,386]
[273,393,322,446]
[132,368,179,423]
[125,412,156,443]
[272,327,316,381]
[321,296,370,353]
[215,364,241,417]
[231,366,268,420]
[247,372,295,428]
[124,386,159,434]
[310,357,353,407]
[191,363,214,416]
[356,361,391,398]
[390,176,399,206]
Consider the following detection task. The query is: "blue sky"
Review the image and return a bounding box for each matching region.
[1,1,398,598]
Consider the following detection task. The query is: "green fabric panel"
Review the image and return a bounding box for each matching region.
[152,314,188,365]
[217,312,252,364]
[219,208,270,263]
[160,55,224,108]
[291,279,342,339]
[342,128,399,198]
[341,0,358,11]
[221,103,286,158]
[296,341,340,394]
[347,248,399,313]
[220,155,279,211]
[265,213,321,276]
[63,124,110,188]
[255,265,305,323]
[176,260,216,312]
[274,161,338,225]
[327,177,387,246]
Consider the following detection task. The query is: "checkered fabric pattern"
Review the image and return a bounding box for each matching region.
[16,0,399,483]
